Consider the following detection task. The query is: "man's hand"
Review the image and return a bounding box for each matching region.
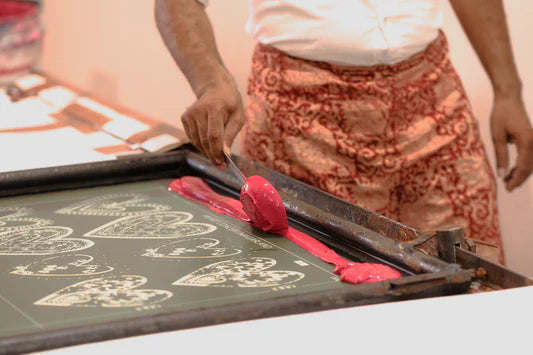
[181,79,245,166]
[490,94,533,191]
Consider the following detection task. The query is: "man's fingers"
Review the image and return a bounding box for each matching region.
[196,115,215,162]
[207,106,227,165]
[506,140,533,191]
[223,110,245,149]
[181,113,192,144]
[182,109,207,157]
[492,133,509,178]
[506,167,529,191]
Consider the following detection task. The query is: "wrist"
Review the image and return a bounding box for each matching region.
[492,78,523,101]
[192,67,234,98]
[493,89,523,107]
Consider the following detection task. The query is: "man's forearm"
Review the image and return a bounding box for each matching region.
[155,0,229,97]
[450,0,522,98]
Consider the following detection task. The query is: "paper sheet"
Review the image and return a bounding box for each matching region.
[0,127,115,173]
[0,98,57,130]
[14,74,47,90]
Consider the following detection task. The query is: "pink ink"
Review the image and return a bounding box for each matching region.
[168,176,401,284]
[240,175,289,234]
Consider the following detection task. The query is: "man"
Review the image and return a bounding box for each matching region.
[154,0,533,264]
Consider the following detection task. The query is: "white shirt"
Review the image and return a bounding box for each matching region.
[245,0,444,66]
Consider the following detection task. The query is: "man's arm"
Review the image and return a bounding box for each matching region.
[155,0,244,165]
[450,0,533,191]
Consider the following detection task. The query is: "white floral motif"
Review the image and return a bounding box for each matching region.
[0,207,52,232]
[55,194,171,216]
[173,257,305,288]
[85,212,217,239]
[34,275,173,307]
[142,237,241,259]
[0,227,93,255]
[11,254,113,276]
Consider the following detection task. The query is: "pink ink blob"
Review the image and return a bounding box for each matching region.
[240,175,289,234]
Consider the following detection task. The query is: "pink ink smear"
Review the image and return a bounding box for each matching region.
[168,176,401,284]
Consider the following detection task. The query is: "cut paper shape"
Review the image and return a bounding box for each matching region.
[55,193,171,216]
[102,116,149,140]
[75,97,150,140]
[140,134,181,153]
[85,212,216,239]
[0,227,94,255]
[143,237,241,259]
[34,275,173,307]
[11,254,113,276]
[173,257,305,288]
[14,73,46,90]
[0,207,52,232]
[38,86,77,109]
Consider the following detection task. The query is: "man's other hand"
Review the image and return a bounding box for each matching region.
[491,94,533,191]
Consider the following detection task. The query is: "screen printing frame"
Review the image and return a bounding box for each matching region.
[0,148,472,354]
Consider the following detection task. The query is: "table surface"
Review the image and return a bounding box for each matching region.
[33,284,533,355]
[1,72,186,173]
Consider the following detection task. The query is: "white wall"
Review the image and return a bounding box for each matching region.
[40,0,533,276]
[39,0,253,129]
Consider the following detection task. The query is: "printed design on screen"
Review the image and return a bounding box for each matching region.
[173,257,305,288]
[11,254,113,276]
[0,207,52,232]
[142,237,242,259]
[0,227,94,255]
[34,275,173,307]
[84,212,216,239]
[55,193,171,216]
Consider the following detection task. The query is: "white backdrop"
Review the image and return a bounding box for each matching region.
[39,0,533,276]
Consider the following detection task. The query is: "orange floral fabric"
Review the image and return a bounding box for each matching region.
[241,32,504,264]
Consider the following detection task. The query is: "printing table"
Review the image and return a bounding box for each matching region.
[0,148,490,354]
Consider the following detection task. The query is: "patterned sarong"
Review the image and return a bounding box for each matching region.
[241,32,504,264]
